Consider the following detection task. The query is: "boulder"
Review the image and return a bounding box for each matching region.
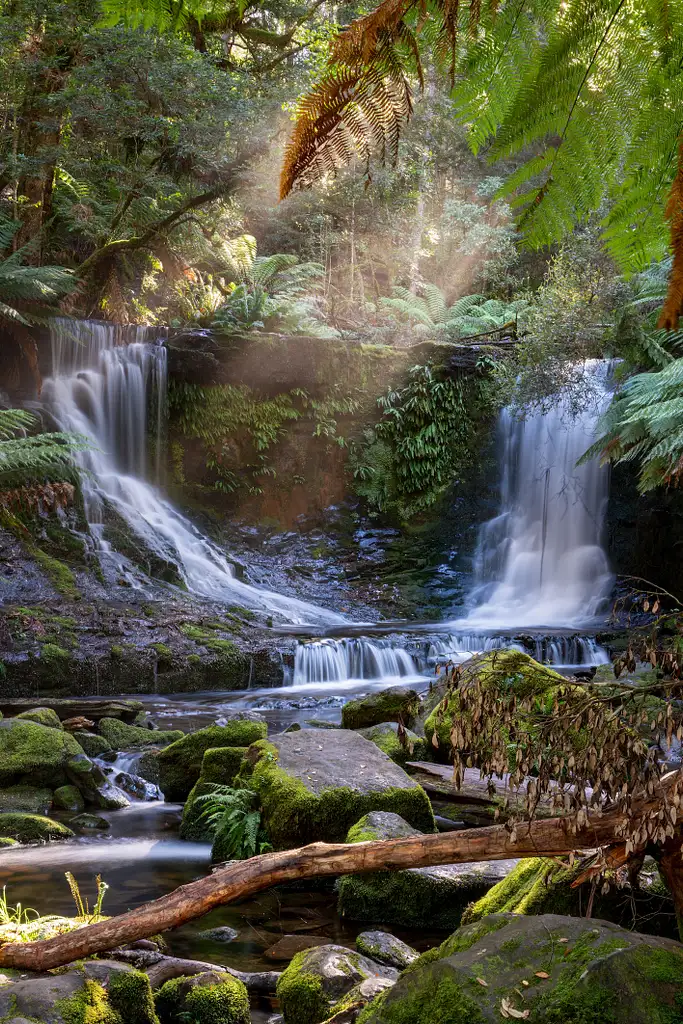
[341,687,419,731]
[265,935,331,960]
[98,718,184,751]
[196,925,239,943]
[0,784,52,815]
[355,932,419,970]
[73,731,113,757]
[0,812,73,843]
[70,812,110,830]
[15,707,63,730]
[276,944,398,1024]
[337,811,517,929]
[0,698,144,723]
[155,971,250,1024]
[136,750,161,785]
[158,720,267,801]
[244,731,435,849]
[0,719,85,787]
[358,722,429,767]
[358,913,683,1024]
[65,754,130,810]
[52,785,85,813]
[462,855,679,939]
[180,746,250,841]
[0,961,157,1024]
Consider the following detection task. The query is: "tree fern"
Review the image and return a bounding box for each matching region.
[0,411,88,490]
[0,216,75,326]
[380,283,525,338]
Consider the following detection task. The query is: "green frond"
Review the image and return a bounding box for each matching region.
[0,411,89,489]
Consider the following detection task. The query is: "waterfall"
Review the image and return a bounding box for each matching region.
[460,361,614,629]
[425,633,609,670]
[40,319,342,625]
[292,638,419,685]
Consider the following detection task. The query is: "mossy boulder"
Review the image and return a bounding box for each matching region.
[277,944,398,1024]
[358,912,683,1024]
[98,717,184,751]
[0,812,74,843]
[338,811,517,929]
[73,730,114,757]
[242,730,435,849]
[180,746,249,841]
[52,786,85,811]
[65,754,130,810]
[15,706,63,729]
[155,971,249,1024]
[342,687,420,731]
[136,750,161,785]
[0,783,53,814]
[358,722,429,767]
[423,650,574,763]
[462,856,679,939]
[356,932,419,970]
[158,719,267,801]
[0,960,158,1024]
[0,718,85,787]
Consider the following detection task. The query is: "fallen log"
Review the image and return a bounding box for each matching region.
[0,698,144,722]
[0,769,679,971]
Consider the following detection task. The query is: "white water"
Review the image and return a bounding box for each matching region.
[292,638,419,685]
[456,362,614,629]
[425,634,609,670]
[41,320,342,625]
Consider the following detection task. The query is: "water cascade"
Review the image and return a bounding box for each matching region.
[292,638,419,685]
[460,362,614,630]
[41,320,342,625]
[425,634,609,671]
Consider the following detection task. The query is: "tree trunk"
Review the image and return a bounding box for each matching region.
[0,772,679,972]
[658,835,683,941]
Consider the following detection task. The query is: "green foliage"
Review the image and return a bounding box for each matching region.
[350,364,495,519]
[0,216,75,326]
[380,285,528,341]
[0,410,88,490]
[195,784,272,860]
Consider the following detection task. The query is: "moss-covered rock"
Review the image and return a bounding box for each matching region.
[358,722,429,767]
[358,912,683,1024]
[136,749,161,785]
[356,932,419,970]
[53,784,85,813]
[107,967,160,1024]
[277,944,398,1024]
[338,811,517,929]
[0,811,74,843]
[0,718,85,787]
[180,746,249,841]
[423,650,574,763]
[0,783,53,814]
[342,687,420,731]
[98,717,184,751]
[158,720,267,801]
[461,856,679,939]
[242,730,434,849]
[155,971,250,1024]
[15,706,63,729]
[73,730,114,757]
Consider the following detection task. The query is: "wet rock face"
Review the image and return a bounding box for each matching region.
[359,913,683,1024]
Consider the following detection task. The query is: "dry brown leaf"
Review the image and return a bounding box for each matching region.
[521,980,529,986]
[476,978,488,987]
[500,998,530,1019]
[534,971,549,979]
[557,938,569,943]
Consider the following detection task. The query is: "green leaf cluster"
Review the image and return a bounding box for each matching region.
[0,410,89,490]
[195,784,272,859]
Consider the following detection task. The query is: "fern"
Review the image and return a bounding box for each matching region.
[380,283,524,338]
[194,785,272,860]
[0,215,75,326]
[0,410,89,490]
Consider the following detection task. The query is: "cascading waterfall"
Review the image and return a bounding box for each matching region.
[424,634,609,670]
[40,319,342,625]
[459,361,614,629]
[292,638,418,685]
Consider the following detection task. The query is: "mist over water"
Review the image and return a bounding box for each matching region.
[455,361,614,630]
[41,319,343,625]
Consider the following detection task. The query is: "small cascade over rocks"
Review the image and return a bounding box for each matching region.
[292,638,419,686]
[40,319,342,625]
[423,633,609,671]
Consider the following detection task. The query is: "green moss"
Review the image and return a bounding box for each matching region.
[41,642,71,662]
[359,723,429,767]
[15,707,63,729]
[244,740,434,849]
[158,723,267,801]
[151,643,173,659]
[155,974,249,1024]
[110,645,124,659]
[180,746,249,841]
[107,968,160,1024]
[357,967,486,1024]
[0,811,74,843]
[30,547,80,599]
[55,978,118,1024]
[0,784,52,814]
[53,785,85,813]
[342,688,419,731]
[98,718,183,751]
[276,950,331,1024]
[74,731,113,757]
[0,718,85,786]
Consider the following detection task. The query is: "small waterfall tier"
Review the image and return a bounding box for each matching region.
[460,361,614,629]
[425,634,609,670]
[293,638,419,685]
[40,319,341,625]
